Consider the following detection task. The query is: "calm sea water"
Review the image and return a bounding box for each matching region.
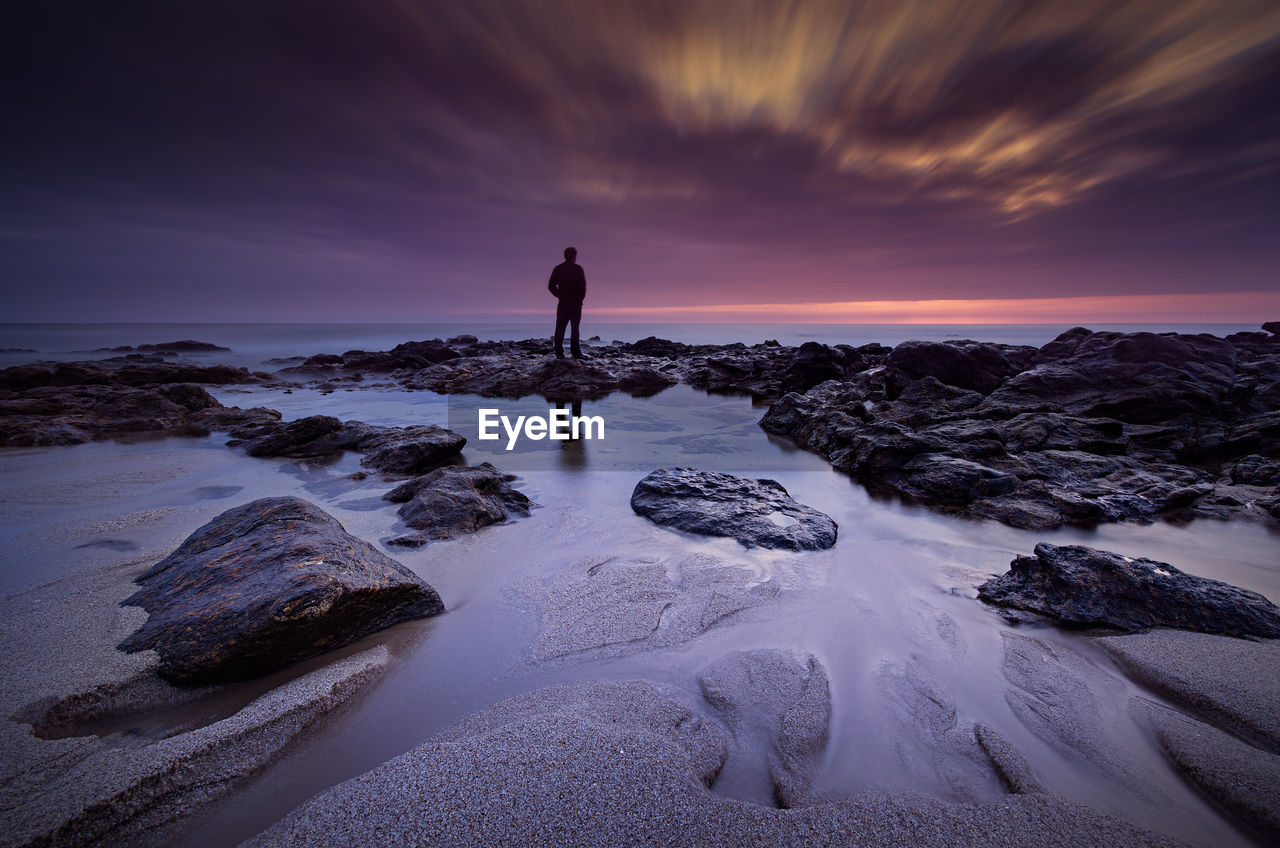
[0,322,1263,371]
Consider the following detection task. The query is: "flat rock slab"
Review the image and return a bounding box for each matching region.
[630,468,837,550]
[382,463,533,547]
[118,497,444,684]
[698,650,830,808]
[246,679,1184,848]
[978,543,1280,638]
[1100,630,1280,753]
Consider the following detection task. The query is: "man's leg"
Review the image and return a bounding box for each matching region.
[569,304,583,357]
[554,306,569,358]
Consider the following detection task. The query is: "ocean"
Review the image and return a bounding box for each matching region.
[0,322,1263,371]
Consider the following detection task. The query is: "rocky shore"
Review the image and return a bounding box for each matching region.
[1,324,1277,847]
[3,324,1276,531]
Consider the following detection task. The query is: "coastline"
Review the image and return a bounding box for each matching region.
[1,324,1277,847]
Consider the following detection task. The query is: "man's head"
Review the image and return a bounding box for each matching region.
[564,246,577,261]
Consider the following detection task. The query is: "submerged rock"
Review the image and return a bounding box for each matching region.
[118,497,444,684]
[630,467,837,550]
[383,463,534,546]
[698,650,831,808]
[978,543,1280,638]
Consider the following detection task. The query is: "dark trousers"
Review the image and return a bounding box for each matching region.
[554,300,582,356]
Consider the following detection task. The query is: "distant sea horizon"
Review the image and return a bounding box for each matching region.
[0,321,1265,371]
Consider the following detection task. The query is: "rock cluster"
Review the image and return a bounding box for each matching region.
[0,355,271,446]
[761,327,1280,528]
[630,467,838,550]
[118,497,444,684]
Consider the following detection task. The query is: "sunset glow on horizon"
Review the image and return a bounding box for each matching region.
[508,291,1280,325]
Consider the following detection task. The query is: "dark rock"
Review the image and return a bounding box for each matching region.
[118,497,444,684]
[984,330,1237,423]
[1263,321,1280,336]
[383,463,533,546]
[630,467,837,550]
[624,336,692,357]
[232,416,466,473]
[761,327,1280,529]
[135,340,231,352]
[354,425,467,474]
[237,415,348,458]
[886,340,1034,396]
[978,543,1280,638]
[0,383,237,446]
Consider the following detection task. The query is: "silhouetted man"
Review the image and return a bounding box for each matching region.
[548,246,587,359]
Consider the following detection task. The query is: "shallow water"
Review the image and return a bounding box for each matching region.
[1,382,1276,848]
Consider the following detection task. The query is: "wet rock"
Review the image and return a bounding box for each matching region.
[1132,698,1280,840]
[236,414,350,458]
[1,359,260,390]
[0,383,230,446]
[630,467,837,551]
[1261,321,1280,336]
[761,327,1280,529]
[886,339,1034,396]
[247,679,1185,848]
[231,415,466,473]
[355,425,468,474]
[118,497,444,684]
[383,463,533,546]
[983,329,1237,423]
[525,553,781,663]
[978,543,1280,638]
[699,650,830,808]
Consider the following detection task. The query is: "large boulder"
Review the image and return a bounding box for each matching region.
[978,543,1280,638]
[383,463,534,546]
[630,467,837,551]
[118,497,444,684]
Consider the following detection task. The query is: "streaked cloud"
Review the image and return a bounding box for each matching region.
[2,0,1278,320]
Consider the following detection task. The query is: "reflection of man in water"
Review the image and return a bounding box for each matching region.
[547,246,587,360]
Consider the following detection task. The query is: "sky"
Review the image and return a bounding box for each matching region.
[2,0,1279,323]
